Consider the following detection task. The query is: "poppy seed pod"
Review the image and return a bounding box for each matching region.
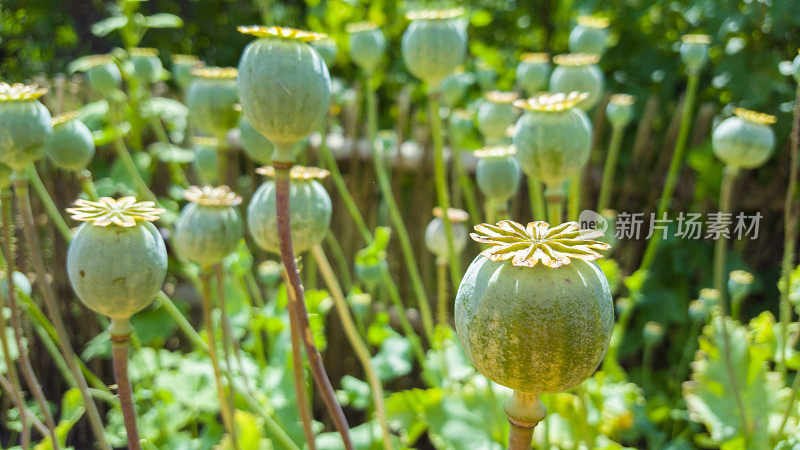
[448,109,476,150]
[475,60,498,91]
[712,108,776,169]
[66,197,167,321]
[512,92,592,188]
[239,116,275,164]
[477,91,520,142]
[680,34,711,74]
[247,165,332,255]
[456,220,613,394]
[82,55,122,96]
[347,22,385,74]
[439,71,473,107]
[474,146,522,204]
[606,94,636,129]
[0,270,32,301]
[568,16,610,56]
[173,186,244,268]
[401,8,468,88]
[187,67,241,139]
[549,53,604,110]
[171,54,203,91]
[192,137,219,184]
[312,38,339,68]
[44,112,96,172]
[516,53,551,97]
[0,83,52,172]
[792,51,800,83]
[237,26,331,162]
[425,207,470,264]
[129,48,163,84]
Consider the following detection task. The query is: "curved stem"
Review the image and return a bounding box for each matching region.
[436,261,448,329]
[77,169,100,201]
[597,126,625,211]
[110,322,141,450]
[280,270,317,450]
[452,150,481,223]
[200,270,237,441]
[274,162,353,450]
[429,93,462,288]
[0,372,48,443]
[26,165,72,241]
[12,177,109,449]
[527,175,546,222]
[366,77,434,341]
[312,246,393,450]
[640,71,700,272]
[112,136,156,202]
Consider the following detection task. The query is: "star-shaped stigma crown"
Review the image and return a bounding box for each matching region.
[514,92,589,112]
[183,185,242,206]
[66,197,165,228]
[733,107,777,125]
[470,220,610,268]
[191,67,238,79]
[405,8,465,20]
[237,26,327,42]
[256,165,330,180]
[0,83,48,102]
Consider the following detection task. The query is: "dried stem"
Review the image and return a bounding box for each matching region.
[273,161,353,449]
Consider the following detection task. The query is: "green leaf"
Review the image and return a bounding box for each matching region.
[91,16,129,37]
[93,122,131,146]
[144,13,183,29]
[149,142,195,163]
[35,389,86,450]
[355,226,391,266]
[371,334,411,382]
[336,375,371,410]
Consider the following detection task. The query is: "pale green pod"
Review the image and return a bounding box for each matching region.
[605,94,636,129]
[239,116,275,164]
[187,67,240,139]
[237,27,331,161]
[0,271,32,299]
[477,91,519,142]
[129,48,163,84]
[455,221,612,394]
[516,53,551,96]
[712,108,776,169]
[192,137,219,185]
[171,54,203,91]
[347,22,385,74]
[424,207,469,262]
[83,55,122,96]
[439,72,472,107]
[680,34,711,74]
[0,84,52,172]
[449,109,477,150]
[312,38,339,67]
[475,61,498,91]
[512,93,592,188]
[173,186,243,267]
[44,113,95,172]
[474,146,521,203]
[247,166,332,255]
[401,9,468,88]
[550,54,604,111]
[66,197,168,321]
[568,16,610,56]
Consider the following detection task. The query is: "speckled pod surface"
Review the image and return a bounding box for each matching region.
[349,27,386,74]
[401,19,467,88]
[0,100,52,171]
[45,118,95,172]
[187,77,240,138]
[174,203,243,267]
[424,217,468,261]
[247,178,332,255]
[476,155,522,203]
[513,108,592,187]
[67,222,167,320]
[237,38,331,159]
[549,65,604,111]
[455,255,613,393]
[712,116,775,169]
[239,117,275,164]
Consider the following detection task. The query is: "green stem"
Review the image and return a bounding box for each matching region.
[312,246,393,450]
[504,390,547,450]
[324,233,353,290]
[214,265,241,449]
[545,187,564,225]
[567,174,581,222]
[429,93,462,288]
[217,138,229,187]
[485,199,497,225]
[380,267,427,367]
[597,126,625,211]
[112,136,156,202]
[452,150,481,223]
[436,261,448,329]
[77,169,100,201]
[12,177,109,449]
[25,165,72,242]
[527,175,546,222]
[640,71,700,272]
[110,321,141,450]
[366,77,435,341]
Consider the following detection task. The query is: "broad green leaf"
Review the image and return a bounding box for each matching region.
[91,15,129,37]
[149,142,195,163]
[144,13,183,28]
[371,334,411,382]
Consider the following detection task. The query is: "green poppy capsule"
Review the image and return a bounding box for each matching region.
[0,83,52,172]
[474,146,522,204]
[312,38,339,68]
[449,109,477,150]
[239,116,275,165]
[81,55,122,97]
[237,26,331,161]
[187,67,241,139]
[456,220,612,394]
[475,60,498,91]
[66,197,167,321]
[0,271,31,299]
[44,112,96,172]
[439,71,473,107]
[247,165,332,255]
[512,92,592,189]
[401,8,468,89]
[477,91,520,143]
[171,54,203,91]
[129,48,164,84]
[712,108,776,169]
[680,34,711,74]
[173,186,243,268]
[568,16,610,56]
[605,94,635,129]
[347,22,386,74]
[516,53,551,97]
[192,137,219,185]
[549,53,604,111]
[425,207,469,263]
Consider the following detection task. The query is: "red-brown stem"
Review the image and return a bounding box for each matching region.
[111,333,142,450]
[508,420,536,450]
[273,161,353,450]
[281,270,317,450]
